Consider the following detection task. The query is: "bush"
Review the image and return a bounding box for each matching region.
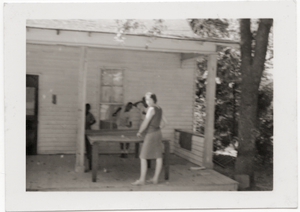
[255,81,273,164]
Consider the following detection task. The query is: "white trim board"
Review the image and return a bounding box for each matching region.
[27,27,221,54]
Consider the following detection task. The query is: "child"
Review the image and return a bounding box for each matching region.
[85,104,96,130]
[85,104,96,170]
[113,102,133,158]
[132,92,168,185]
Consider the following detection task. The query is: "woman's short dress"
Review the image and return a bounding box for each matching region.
[139,105,163,159]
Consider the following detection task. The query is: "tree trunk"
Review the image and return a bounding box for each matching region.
[235,19,272,190]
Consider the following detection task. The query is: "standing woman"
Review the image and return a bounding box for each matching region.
[132,92,168,185]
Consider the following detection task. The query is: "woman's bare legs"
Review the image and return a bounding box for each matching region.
[131,158,147,185]
[139,158,147,182]
[152,158,163,184]
[132,158,162,185]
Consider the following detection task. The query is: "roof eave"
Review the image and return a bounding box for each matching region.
[26,26,240,46]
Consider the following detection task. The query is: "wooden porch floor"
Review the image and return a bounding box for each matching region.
[26,154,238,191]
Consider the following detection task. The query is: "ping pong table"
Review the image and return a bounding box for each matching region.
[85,129,170,182]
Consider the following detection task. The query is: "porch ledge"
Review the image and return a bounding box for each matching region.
[174,129,204,137]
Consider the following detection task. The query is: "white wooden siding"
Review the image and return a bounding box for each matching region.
[27,43,195,154]
[174,131,205,166]
[27,44,80,154]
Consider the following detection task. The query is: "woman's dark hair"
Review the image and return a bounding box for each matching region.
[145,92,157,103]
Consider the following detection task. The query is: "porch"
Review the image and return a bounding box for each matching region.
[26,154,238,191]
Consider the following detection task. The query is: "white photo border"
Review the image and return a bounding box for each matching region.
[3,1,298,211]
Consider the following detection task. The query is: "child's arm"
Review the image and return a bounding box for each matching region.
[90,119,96,125]
[90,113,96,125]
[112,107,122,116]
[132,101,142,107]
[125,115,132,128]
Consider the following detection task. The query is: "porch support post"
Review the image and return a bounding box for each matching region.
[203,53,218,169]
[75,46,87,172]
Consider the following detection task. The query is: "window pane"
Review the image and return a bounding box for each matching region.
[99,104,122,129]
[101,86,112,103]
[112,70,123,86]
[102,70,113,85]
[100,104,112,120]
[112,86,123,103]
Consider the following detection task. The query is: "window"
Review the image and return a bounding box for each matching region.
[99,69,124,129]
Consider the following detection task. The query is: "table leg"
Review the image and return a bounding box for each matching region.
[163,140,170,180]
[92,142,99,182]
[135,143,139,158]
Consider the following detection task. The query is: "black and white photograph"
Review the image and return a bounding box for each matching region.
[3,1,298,211]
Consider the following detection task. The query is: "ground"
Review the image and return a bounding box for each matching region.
[213,157,273,191]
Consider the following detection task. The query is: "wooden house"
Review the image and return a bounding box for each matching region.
[26,19,239,172]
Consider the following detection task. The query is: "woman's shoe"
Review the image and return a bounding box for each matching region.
[131,180,145,186]
[146,178,159,184]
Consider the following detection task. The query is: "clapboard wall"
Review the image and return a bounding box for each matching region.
[174,130,205,166]
[26,44,80,154]
[26,43,196,154]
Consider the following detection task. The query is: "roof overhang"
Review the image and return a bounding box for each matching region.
[26,27,238,55]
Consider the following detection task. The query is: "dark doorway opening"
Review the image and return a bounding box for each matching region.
[26,75,39,155]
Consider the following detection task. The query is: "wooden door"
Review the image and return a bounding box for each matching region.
[26,75,38,155]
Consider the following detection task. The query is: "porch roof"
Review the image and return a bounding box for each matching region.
[26,19,240,45]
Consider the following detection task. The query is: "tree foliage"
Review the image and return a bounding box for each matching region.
[189,19,231,38]
[194,47,273,163]
[189,19,241,41]
[115,19,167,48]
